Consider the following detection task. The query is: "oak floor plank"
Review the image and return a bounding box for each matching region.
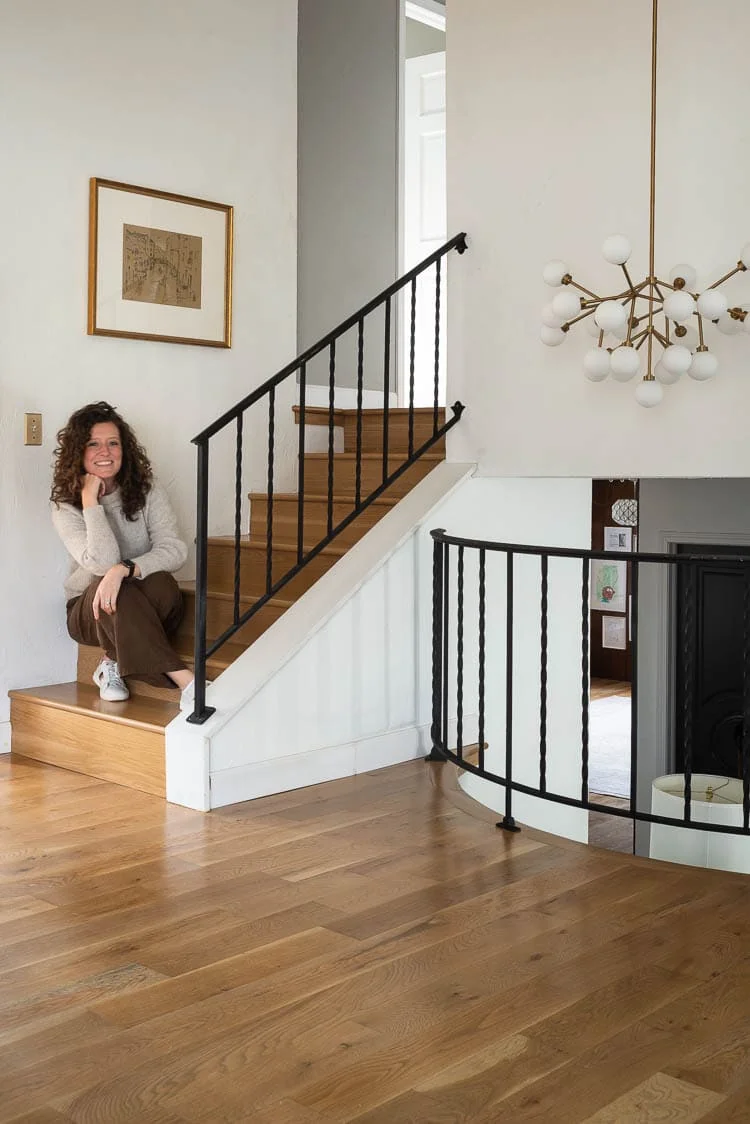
[2,756,750,1121]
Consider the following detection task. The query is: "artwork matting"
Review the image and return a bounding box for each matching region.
[87,177,233,347]
[590,558,627,614]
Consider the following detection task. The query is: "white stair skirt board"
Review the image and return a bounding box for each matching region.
[0,721,10,754]
[165,461,476,810]
[461,773,590,845]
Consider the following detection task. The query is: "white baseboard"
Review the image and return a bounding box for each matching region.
[0,721,9,755]
[208,722,429,809]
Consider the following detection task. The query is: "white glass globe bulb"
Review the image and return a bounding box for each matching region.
[586,315,603,338]
[543,260,569,287]
[674,325,699,351]
[716,312,742,336]
[541,325,566,347]
[741,245,750,271]
[602,234,632,265]
[663,290,697,323]
[635,380,664,408]
[610,346,640,381]
[669,264,697,290]
[583,348,610,381]
[688,350,719,381]
[661,344,692,374]
[609,321,629,342]
[594,300,627,332]
[551,291,582,320]
[742,312,750,334]
[654,359,680,385]
[697,289,728,321]
[541,303,565,329]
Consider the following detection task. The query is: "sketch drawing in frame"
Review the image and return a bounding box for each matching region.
[88,178,233,347]
[590,558,627,614]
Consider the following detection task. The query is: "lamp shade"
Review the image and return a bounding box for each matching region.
[543,260,569,287]
[716,313,742,336]
[540,325,566,347]
[635,379,663,407]
[610,346,640,381]
[663,290,697,323]
[583,348,610,381]
[602,234,632,265]
[650,774,750,874]
[594,300,627,332]
[661,344,692,374]
[551,291,582,320]
[688,351,719,380]
[697,289,728,321]
[669,263,697,289]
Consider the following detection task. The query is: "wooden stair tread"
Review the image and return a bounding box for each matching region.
[303,451,443,462]
[248,491,398,507]
[180,580,294,610]
[9,683,178,732]
[293,405,446,420]
[209,535,349,557]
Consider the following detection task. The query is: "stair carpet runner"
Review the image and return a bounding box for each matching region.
[9,409,445,797]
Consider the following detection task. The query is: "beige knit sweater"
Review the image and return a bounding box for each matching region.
[51,481,188,600]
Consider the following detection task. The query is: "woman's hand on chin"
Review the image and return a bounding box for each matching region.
[93,565,127,620]
[80,473,104,509]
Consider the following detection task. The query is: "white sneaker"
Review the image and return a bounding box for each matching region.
[93,658,130,702]
[179,679,213,712]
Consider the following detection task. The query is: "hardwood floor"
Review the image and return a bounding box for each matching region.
[2,753,750,1122]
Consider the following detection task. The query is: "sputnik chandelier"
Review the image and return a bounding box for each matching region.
[541,0,750,408]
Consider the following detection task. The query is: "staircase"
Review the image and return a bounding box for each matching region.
[9,408,446,797]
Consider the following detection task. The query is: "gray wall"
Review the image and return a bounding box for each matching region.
[406,18,445,58]
[635,478,750,853]
[298,0,400,390]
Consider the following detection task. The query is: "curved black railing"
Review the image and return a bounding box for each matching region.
[429,528,750,848]
[187,233,468,723]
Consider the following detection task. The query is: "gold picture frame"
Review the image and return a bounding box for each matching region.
[88,178,233,347]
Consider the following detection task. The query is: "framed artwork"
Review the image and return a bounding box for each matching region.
[604,526,632,553]
[88,178,233,347]
[602,615,627,651]
[590,558,627,614]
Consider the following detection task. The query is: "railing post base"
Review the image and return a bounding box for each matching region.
[425,747,445,762]
[497,816,521,833]
[187,706,216,726]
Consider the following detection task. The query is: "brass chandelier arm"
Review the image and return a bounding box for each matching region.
[710,263,745,289]
[568,279,601,300]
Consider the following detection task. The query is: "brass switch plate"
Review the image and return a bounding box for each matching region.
[24,413,43,446]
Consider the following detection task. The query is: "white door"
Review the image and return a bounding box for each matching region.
[403,51,447,408]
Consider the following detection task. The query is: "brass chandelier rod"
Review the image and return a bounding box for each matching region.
[646,0,659,381]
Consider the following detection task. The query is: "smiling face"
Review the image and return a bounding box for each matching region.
[83,422,123,489]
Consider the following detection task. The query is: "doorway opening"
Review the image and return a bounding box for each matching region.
[400,0,446,406]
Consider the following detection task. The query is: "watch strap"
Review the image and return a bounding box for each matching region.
[121,559,136,578]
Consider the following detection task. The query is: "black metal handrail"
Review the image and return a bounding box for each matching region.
[429,528,750,849]
[187,233,468,723]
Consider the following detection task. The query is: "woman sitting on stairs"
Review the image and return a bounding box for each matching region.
[51,401,203,710]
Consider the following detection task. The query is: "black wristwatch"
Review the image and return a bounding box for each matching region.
[121,559,136,578]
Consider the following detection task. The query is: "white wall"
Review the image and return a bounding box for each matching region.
[0,0,298,726]
[447,0,750,477]
[405,19,445,58]
[298,0,400,391]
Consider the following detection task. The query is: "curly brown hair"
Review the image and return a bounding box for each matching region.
[50,401,153,520]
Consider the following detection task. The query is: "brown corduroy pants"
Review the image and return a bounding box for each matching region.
[67,572,187,687]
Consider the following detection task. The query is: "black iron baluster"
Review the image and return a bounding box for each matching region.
[382,297,391,487]
[500,551,520,831]
[478,547,486,773]
[233,413,243,627]
[433,259,442,436]
[355,318,364,508]
[187,439,216,725]
[428,530,445,759]
[629,558,640,853]
[442,542,450,750]
[581,557,590,803]
[327,341,336,537]
[456,545,464,759]
[297,363,306,565]
[265,387,275,596]
[683,562,695,823]
[540,554,549,794]
[408,277,416,458]
[743,565,750,831]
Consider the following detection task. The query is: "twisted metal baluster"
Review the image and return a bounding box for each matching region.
[581,558,590,803]
[682,562,695,822]
[233,413,243,627]
[743,565,750,831]
[265,387,275,596]
[297,363,306,565]
[327,341,336,537]
[540,553,548,794]
[456,545,464,759]
[355,318,364,509]
[478,548,486,773]
[408,277,416,458]
[433,258,441,435]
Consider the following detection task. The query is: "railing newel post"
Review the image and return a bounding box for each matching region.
[427,529,446,761]
[188,437,216,725]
